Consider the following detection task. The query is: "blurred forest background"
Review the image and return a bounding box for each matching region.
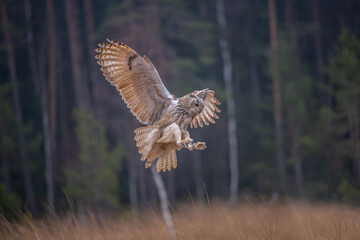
[1,0,360,218]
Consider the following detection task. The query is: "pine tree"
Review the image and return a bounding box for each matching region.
[65,110,124,209]
[325,29,360,182]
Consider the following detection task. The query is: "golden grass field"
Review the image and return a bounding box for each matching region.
[1,201,360,240]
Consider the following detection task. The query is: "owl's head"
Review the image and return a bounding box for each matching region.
[181,94,205,117]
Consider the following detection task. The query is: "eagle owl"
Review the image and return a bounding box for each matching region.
[95,39,221,172]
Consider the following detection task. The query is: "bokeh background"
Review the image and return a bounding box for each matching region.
[1,0,360,218]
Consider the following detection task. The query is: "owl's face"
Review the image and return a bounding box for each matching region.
[182,94,205,117]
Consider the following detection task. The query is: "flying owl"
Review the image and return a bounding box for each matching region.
[95,39,221,172]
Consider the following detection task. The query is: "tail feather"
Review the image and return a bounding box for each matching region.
[171,150,177,169]
[156,149,177,172]
[145,148,161,168]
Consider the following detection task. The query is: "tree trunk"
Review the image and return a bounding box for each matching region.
[64,0,91,111]
[1,2,37,213]
[291,126,303,192]
[310,0,326,106]
[216,0,239,204]
[151,167,176,239]
[250,52,261,104]
[45,0,57,212]
[138,157,147,209]
[166,172,176,207]
[192,148,205,204]
[38,43,55,213]
[24,0,56,213]
[83,0,101,113]
[46,0,57,156]
[284,0,299,63]
[0,111,11,193]
[128,140,139,215]
[268,0,286,191]
[83,0,95,49]
[58,54,72,174]
[284,0,303,193]
[310,0,323,82]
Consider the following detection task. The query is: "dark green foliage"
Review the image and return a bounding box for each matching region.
[325,29,360,114]
[64,110,124,209]
[338,178,360,203]
[322,30,360,196]
[0,183,21,221]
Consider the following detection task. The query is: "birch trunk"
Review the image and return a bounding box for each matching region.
[166,172,176,206]
[128,140,139,215]
[138,159,147,209]
[193,144,205,204]
[38,46,55,213]
[1,2,37,213]
[268,0,287,191]
[151,167,176,239]
[24,0,56,213]
[216,0,239,204]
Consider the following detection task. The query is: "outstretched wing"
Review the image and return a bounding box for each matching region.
[190,89,221,128]
[95,39,176,125]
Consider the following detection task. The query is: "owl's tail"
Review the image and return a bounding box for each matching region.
[156,149,177,172]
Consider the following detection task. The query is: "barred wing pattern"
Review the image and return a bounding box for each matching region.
[95,39,175,125]
[190,89,221,128]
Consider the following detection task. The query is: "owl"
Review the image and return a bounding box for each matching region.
[95,39,221,172]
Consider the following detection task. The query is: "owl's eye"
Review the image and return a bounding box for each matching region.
[195,103,199,107]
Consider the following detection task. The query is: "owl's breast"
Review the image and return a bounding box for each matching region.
[155,105,194,131]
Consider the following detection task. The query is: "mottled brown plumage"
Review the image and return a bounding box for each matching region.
[96,39,221,172]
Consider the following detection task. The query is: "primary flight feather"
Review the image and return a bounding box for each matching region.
[95,39,221,172]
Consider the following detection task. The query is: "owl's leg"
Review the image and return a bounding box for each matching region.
[182,131,206,151]
[157,123,189,149]
[182,131,194,148]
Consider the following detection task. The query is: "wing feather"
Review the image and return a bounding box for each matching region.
[96,39,175,125]
[190,89,221,129]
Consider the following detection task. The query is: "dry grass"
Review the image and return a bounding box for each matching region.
[1,201,360,240]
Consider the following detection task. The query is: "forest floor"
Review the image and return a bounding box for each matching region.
[1,200,360,240]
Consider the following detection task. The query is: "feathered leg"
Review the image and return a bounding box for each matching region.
[182,130,206,151]
[157,123,188,148]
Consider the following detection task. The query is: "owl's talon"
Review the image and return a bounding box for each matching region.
[194,142,206,150]
[184,137,194,146]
